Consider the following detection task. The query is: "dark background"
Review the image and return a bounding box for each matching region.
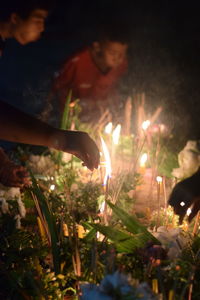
[0,0,200,143]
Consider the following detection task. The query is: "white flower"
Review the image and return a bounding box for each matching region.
[28,155,55,176]
[0,186,20,199]
[172,140,200,179]
[15,214,21,229]
[0,198,9,214]
[0,185,26,218]
[152,226,190,259]
[17,197,26,218]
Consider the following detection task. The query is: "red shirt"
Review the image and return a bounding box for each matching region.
[53,47,128,109]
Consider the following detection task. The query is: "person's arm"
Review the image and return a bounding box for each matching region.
[0,101,99,170]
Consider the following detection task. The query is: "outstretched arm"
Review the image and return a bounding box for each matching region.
[0,100,99,170]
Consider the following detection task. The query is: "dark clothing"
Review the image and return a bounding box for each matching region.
[0,35,5,57]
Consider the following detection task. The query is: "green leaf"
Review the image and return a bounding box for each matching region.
[83,228,97,242]
[107,201,160,245]
[90,223,146,253]
[61,90,72,130]
[30,172,61,274]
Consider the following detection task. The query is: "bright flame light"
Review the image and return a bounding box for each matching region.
[186,208,192,216]
[156,176,163,183]
[180,202,185,207]
[140,153,147,167]
[112,124,121,145]
[142,120,151,131]
[99,201,106,213]
[50,184,55,191]
[104,122,113,134]
[100,136,112,186]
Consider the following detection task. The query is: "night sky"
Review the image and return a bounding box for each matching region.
[0,0,200,143]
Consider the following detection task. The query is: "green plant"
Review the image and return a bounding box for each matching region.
[89,201,160,253]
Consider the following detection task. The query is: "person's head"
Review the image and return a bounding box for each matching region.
[92,26,129,70]
[0,0,54,44]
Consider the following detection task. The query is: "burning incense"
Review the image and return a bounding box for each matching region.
[111,124,121,163]
[100,136,112,224]
[156,176,162,227]
[139,152,148,174]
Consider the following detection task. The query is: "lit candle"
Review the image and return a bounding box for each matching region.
[140,153,148,168]
[142,119,151,131]
[139,153,147,174]
[100,136,112,224]
[104,122,113,134]
[112,124,121,145]
[111,124,121,163]
[156,176,163,227]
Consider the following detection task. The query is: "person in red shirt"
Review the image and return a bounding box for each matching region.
[52,30,128,121]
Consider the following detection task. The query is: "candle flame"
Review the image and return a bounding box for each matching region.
[100,136,112,186]
[186,208,192,216]
[156,176,162,183]
[104,122,113,134]
[142,120,151,131]
[112,124,121,145]
[99,201,106,213]
[50,184,55,191]
[140,153,147,167]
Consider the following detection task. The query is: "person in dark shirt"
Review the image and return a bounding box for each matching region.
[168,169,200,223]
[0,0,99,187]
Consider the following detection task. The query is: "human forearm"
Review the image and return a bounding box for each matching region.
[0,100,99,170]
[0,100,55,147]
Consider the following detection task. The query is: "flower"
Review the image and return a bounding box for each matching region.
[15,214,21,229]
[0,185,26,219]
[172,140,200,179]
[81,271,156,300]
[28,155,56,176]
[17,196,26,218]
[152,226,190,259]
[0,198,9,214]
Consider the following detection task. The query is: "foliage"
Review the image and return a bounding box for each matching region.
[89,201,160,253]
[1,102,199,300]
[110,171,141,214]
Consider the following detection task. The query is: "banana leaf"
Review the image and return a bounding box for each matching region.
[82,222,97,242]
[90,223,149,253]
[107,201,160,245]
[30,173,61,274]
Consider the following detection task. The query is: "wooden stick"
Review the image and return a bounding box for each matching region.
[149,107,162,125]
[123,96,132,135]
[192,211,200,236]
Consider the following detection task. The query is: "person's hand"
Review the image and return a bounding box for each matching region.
[168,169,200,223]
[0,163,30,188]
[53,130,100,171]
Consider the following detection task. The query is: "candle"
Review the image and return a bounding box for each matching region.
[142,120,151,131]
[156,176,163,227]
[139,153,148,174]
[100,136,112,224]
